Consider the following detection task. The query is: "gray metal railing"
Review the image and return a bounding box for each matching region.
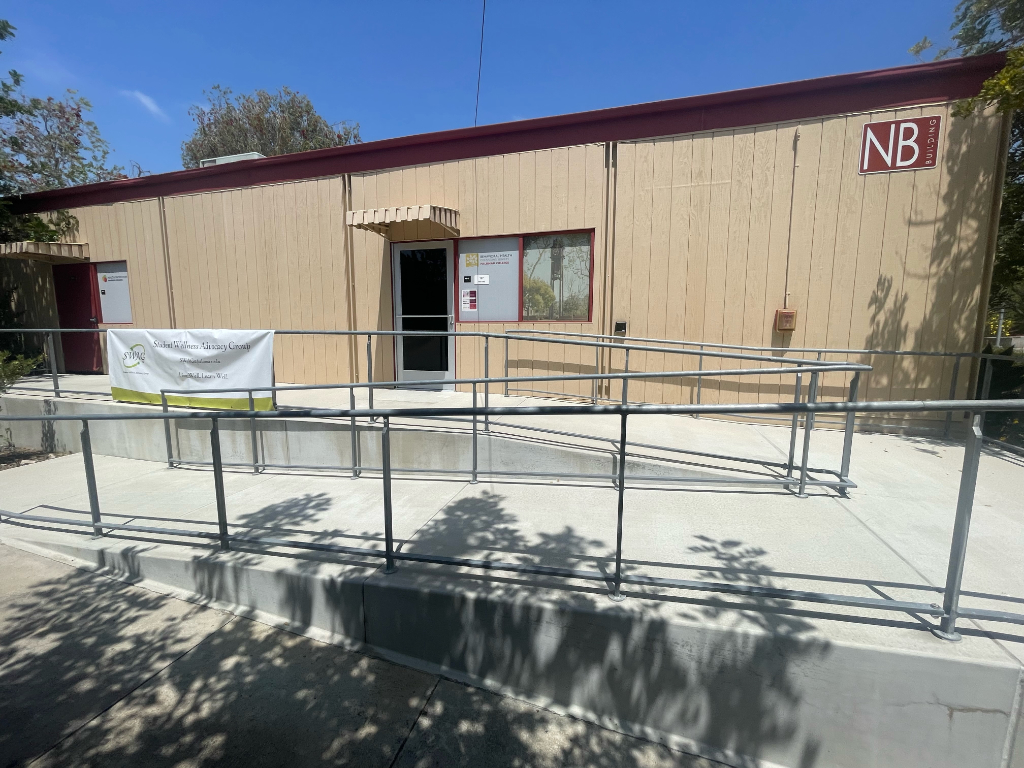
[3,326,1007,441]
[151,362,867,493]
[1,396,1022,643]
[2,325,873,493]
[515,327,1020,438]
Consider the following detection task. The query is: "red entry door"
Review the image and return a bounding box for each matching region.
[52,263,103,373]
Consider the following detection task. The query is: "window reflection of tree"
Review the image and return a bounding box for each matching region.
[523,234,590,321]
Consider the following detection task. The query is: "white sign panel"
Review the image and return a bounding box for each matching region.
[96,262,132,324]
[457,237,520,322]
[107,329,275,410]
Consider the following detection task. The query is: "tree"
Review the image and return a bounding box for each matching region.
[522,277,555,319]
[3,92,123,193]
[181,85,360,169]
[913,1,1024,332]
[0,19,122,242]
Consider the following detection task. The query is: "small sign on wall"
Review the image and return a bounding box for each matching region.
[860,115,941,175]
[457,237,519,321]
[95,261,132,324]
[775,308,797,332]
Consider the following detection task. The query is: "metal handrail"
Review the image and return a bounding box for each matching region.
[1,396,1019,642]
[514,327,1015,360]
[157,362,868,396]
[3,325,1013,441]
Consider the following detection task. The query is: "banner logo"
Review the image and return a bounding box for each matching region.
[122,343,146,369]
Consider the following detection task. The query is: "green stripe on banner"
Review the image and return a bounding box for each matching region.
[111,387,274,411]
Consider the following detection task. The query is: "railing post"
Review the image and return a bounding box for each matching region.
[504,336,510,397]
[210,418,230,551]
[471,383,479,484]
[979,357,994,438]
[80,420,102,537]
[839,371,860,489]
[944,355,961,440]
[611,412,628,601]
[248,390,259,474]
[381,415,397,573]
[622,348,630,405]
[161,392,174,468]
[785,371,802,488]
[484,336,490,432]
[695,344,703,417]
[981,356,993,400]
[593,343,600,404]
[349,386,360,479]
[796,371,818,498]
[47,332,60,398]
[934,413,984,641]
[366,335,374,418]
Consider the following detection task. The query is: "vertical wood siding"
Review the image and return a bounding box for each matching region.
[63,103,1004,430]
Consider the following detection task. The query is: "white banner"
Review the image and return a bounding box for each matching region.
[107,329,274,410]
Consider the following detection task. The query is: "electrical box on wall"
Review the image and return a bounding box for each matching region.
[457,237,520,322]
[775,309,797,332]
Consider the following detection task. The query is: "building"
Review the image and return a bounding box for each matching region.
[0,53,1010,425]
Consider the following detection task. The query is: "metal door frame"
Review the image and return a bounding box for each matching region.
[391,240,455,389]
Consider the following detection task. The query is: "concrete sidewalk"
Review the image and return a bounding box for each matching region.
[0,542,714,768]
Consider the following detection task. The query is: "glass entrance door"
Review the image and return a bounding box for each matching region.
[391,241,455,389]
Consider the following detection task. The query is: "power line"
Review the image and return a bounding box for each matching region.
[474,0,486,127]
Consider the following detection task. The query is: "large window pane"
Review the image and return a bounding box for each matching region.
[522,233,591,321]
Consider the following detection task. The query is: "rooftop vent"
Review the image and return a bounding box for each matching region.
[199,152,266,168]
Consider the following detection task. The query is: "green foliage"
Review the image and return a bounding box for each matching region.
[181,85,360,169]
[951,0,1024,56]
[0,349,39,394]
[522,277,556,319]
[917,2,1024,334]
[955,47,1024,115]
[1,91,123,193]
[989,110,1024,320]
[0,19,120,242]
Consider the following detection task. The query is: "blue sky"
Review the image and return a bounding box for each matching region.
[4,1,960,176]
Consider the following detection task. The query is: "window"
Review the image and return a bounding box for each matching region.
[522,232,591,322]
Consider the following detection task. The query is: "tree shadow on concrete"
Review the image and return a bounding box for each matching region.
[363,491,829,767]
[0,544,442,768]
[233,491,334,533]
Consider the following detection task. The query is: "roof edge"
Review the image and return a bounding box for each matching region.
[7,53,1006,214]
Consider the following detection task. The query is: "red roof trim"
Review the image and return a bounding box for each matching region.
[8,53,1005,214]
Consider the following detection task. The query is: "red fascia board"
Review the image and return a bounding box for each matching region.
[7,53,1005,214]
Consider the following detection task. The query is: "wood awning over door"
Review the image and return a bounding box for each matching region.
[0,241,90,264]
[346,205,459,240]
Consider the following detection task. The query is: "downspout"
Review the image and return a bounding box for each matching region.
[782,128,801,310]
[601,141,618,399]
[158,196,177,328]
[343,174,360,381]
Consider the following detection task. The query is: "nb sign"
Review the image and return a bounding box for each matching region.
[859,115,941,175]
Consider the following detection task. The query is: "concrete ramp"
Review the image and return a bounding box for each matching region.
[0,388,814,486]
